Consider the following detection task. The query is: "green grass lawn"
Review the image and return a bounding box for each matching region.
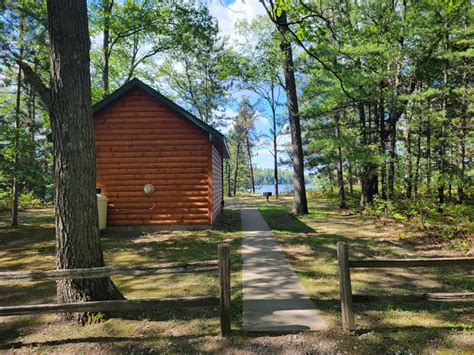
[257,194,473,353]
[0,197,472,353]
[0,207,243,353]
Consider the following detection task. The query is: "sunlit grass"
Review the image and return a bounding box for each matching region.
[0,207,242,352]
[0,200,472,353]
[252,195,474,353]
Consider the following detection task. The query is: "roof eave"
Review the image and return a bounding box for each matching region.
[92,78,230,159]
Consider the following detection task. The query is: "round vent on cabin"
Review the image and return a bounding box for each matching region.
[143,184,155,195]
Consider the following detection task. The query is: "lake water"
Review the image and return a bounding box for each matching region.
[254,184,316,195]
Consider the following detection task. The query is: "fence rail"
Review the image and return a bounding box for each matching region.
[349,257,474,268]
[337,241,474,334]
[0,260,218,283]
[0,296,219,316]
[0,244,231,336]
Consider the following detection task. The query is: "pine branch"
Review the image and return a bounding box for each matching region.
[15,59,51,111]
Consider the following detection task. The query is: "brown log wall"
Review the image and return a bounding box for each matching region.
[212,145,223,222]
[94,87,213,225]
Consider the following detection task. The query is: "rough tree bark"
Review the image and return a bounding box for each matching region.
[11,9,25,227]
[437,26,450,212]
[276,10,308,215]
[426,113,432,195]
[387,118,397,200]
[343,109,353,195]
[334,112,346,208]
[246,135,255,193]
[414,126,421,199]
[358,103,376,206]
[325,165,335,193]
[19,0,124,324]
[50,0,124,320]
[378,91,387,200]
[233,141,241,196]
[11,59,23,227]
[387,0,407,202]
[402,111,412,199]
[457,17,469,204]
[270,83,279,199]
[371,104,379,196]
[347,160,354,194]
[102,0,114,96]
[226,160,232,197]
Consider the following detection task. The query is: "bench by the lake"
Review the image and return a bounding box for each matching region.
[263,192,272,203]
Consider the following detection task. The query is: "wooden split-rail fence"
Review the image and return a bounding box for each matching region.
[337,241,474,333]
[0,244,232,336]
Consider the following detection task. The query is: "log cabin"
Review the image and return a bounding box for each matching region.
[92,78,229,228]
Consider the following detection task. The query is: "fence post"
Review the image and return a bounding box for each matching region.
[218,243,231,336]
[337,241,355,333]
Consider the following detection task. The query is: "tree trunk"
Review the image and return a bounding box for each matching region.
[358,103,376,206]
[102,0,113,97]
[438,26,450,212]
[457,109,467,203]
[11,61,23,227]
[457,17,468,204]
[11,11,25,227]
[226,160,232,197]
[273,137,279,198]
[373,175,379,196]
[402,112,412,198]
[360,165,376,207]
[437,129,446,211]
[24,79,37,193]
[233,142,241,196]
[378,93,387,199]
[246,135,255,193]
[426,115,432,195]
[326,165,335,193]
[414,127,421,199]
[335,112,346,208]
[125,32,139,84]
[448,146,453,199]
[271,87,279,199]
[28,90,36,140]
[347,160,353,194]
[47,0,123,323]
[387,113,397,201]
[276,11,308,215]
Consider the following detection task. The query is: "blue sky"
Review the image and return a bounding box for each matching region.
[207,0,291,170]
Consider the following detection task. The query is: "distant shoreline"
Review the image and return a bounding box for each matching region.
[253,184,317,195]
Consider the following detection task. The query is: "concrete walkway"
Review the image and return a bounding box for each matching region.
[241,208,327,332]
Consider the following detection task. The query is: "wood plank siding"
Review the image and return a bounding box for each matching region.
[212,145,223,221]
[94,87,220,226]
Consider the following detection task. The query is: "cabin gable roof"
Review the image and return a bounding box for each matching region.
[92,78,230,159]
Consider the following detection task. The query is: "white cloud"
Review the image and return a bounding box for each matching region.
[253,148,274,168]
[254,110,268,128]
[277,132,291,146]
[208,0,267,43]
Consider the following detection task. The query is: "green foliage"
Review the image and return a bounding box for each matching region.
[1,0,473,228]
[289,0,474,210]
[89,0,218,101]
[0,189,49,209]
[362,195,472,249]
[155,29,233,127]
[253,167,294,186]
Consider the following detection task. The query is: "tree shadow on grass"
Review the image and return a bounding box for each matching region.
[259,207,315,233]
[213,208,242,233]
[0,316,43,346]
[0,333,218,352]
